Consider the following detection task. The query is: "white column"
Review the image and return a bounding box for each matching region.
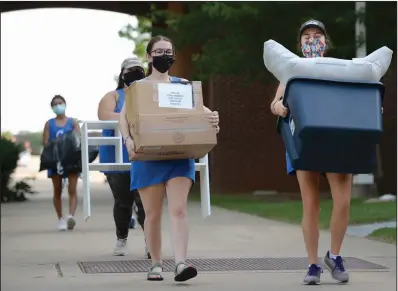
[199,154,211,218]
[354,2,374,186]
[81,122,91,221]
[355,2,367,58]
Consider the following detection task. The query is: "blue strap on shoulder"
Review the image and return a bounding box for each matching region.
[170,76,182,83]
[67,117,76,129]
[116,89,125,111]
[48,118,54,128]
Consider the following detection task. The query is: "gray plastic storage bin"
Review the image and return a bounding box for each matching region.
[277,77,384,174]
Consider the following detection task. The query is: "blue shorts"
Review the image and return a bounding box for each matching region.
[47,169,80,178]
[130,159,195,190]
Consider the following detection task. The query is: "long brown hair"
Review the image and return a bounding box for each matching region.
[146,35,175,76]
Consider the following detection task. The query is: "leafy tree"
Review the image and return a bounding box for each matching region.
[119,2,396,81]
[118,16,152,66]
[1,131,14,141]
[115,16,153,86]
[0,135,36,203]
[152,2,358,80]
[117,3,172,72]
[365,2,397,54]
[0,136,21,202]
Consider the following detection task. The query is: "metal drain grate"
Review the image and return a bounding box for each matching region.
[78,257,388,274]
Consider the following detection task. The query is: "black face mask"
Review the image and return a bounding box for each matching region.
[152,55,175,73]
[123,70,145,86]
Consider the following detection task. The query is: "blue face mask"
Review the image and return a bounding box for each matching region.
[52,104,66,115]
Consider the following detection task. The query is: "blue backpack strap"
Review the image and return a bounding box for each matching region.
[115,89,125,111]
[170,76,182,83]
[51,118,60,132]
[68,117,75,127]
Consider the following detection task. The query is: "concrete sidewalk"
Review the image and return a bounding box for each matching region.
[1,179,396,291]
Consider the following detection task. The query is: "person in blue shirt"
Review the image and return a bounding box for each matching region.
[42,95,80,231]
[119,35,220,282]
[98,57,148,257]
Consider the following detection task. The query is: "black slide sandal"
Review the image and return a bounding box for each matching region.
[174,262,198,282]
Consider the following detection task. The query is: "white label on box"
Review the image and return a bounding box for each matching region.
[158,83,193,109]
[289,115,295,136]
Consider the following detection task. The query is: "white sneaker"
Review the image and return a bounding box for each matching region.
[58,218,67,231]
[113,239,128,256]
[67,216,76,230]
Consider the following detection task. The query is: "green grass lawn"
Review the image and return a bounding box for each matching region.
[368,227,397,244]
[191,194,397,229]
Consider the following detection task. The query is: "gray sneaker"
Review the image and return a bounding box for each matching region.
[113,239,128,256]
[324,251,349,283]
[303,264,323,285]
[67,216,76,230]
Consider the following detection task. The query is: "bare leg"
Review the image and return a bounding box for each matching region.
[138,184,165,265]
[67,173,79,216]
[323,173,352,283]
[296,170,321,265]
[326,173,352,255]
[51,175,63,219]
[165,177,192,263]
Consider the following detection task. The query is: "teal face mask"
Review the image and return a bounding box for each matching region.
[52,104,66,115]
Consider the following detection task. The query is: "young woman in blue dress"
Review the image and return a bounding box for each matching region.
[119,35,220,282]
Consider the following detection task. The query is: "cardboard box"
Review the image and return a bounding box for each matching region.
[125,80,204,121]
[125,80,217,161]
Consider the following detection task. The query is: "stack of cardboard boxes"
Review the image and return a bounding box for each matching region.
[125,80,217,161]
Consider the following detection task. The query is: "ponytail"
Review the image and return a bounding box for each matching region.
[146,62,153,77]
[116,69,125,90]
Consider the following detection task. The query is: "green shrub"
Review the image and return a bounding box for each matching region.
[4,179,36,202]
[0,137,22,202]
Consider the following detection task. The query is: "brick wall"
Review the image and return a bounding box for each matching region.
[206,76,302,193]
[378,58,397,194]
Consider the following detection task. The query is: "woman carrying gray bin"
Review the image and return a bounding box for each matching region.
[271,20,354,285]
[98,57,149,258]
